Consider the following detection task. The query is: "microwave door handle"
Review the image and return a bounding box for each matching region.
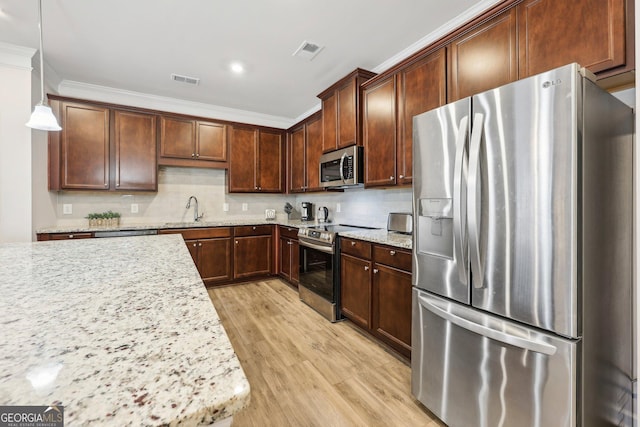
[339,153,347,183]
[417,293,557,356]
[453,115,469,285]
[468,113,484,289]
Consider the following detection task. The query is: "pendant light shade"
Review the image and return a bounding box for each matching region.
[26,0,61,132]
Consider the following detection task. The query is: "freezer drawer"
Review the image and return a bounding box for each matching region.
[412,289,578,427]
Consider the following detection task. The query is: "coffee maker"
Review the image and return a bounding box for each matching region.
[301,202,313,221]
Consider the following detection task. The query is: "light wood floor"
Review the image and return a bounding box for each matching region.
[207,278,444,427]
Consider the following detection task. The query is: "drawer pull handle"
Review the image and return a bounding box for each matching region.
[373,268,379,274]
[390,250,396,256]
[364,266,369,271]
[252,226,256,230]
[69,235,74,239]
[351,241,356,246]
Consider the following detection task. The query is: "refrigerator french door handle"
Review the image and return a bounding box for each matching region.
[468,113,484,289]
[417,293,558,356]
[453,116,469,285]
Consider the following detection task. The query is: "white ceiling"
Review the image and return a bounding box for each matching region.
[0,0,501,126]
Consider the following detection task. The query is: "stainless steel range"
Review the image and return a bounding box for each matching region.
[298,224,375,322]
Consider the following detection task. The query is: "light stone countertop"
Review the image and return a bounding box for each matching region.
[0,234,249,426]
[36,218,315,234]
[340,229,413,250]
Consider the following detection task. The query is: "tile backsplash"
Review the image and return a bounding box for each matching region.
[49,166,412,229]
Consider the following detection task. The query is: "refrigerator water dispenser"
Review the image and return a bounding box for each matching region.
[418,198,453,259]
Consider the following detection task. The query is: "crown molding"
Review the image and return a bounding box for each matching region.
[0,42,36,70]
[56,80,294,129]
[372,0,504,73]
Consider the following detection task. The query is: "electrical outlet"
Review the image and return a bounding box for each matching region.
[223,203,229,212]
[131,203,139,213]
[242,203,248,211]
[63,204,72,215]
[336,203,341,213]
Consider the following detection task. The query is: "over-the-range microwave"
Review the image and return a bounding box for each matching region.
[319,145,364,189]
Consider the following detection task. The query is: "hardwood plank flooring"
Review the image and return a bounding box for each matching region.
[207,278,444,427]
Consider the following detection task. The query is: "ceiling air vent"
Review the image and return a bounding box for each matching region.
[292,40,324,61]
[171,73,200,85]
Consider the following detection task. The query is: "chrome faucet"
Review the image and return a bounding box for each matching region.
[186,196,204,222]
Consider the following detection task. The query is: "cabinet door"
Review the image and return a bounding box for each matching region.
[518,0,626,77]
[160,116,196,159]
[448,8,517,101]
[337,81,357,148]
[372,264,412,358]
[279,237,292,281]
[257,130,284,192]
[113,110,157,191]
[289,126,306,192]
[340,254,372,329]
[290,239,300,285]
[185,239,199,266]
[199,237,233,284]
[234,235,272,278]
[228,127,257,192]
[61,102,110,190]
[322,92,337,153]
[305,115,323,191]
[196,121,227,161]
[397,48,446,185]
[364,76,397,187]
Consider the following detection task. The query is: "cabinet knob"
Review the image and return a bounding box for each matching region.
[235,240,239,244]
[252,226,256,230]
[255,186,258,190]
[373,268,379,274]
[364,265,369,271]
[116,183,120,187]
[390,250,396,256]
[196,153,200,158]
[192,153,195,157]
[198,243,202,247]
[68,234,74,239]
[287,241,292,245]
[389,176,394,180]
[193,243,197,247]
[351,241,356,246]
[399,175,404,179]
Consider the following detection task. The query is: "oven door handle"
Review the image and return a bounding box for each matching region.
[299,238,335,255]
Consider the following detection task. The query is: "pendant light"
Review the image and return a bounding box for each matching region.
[26,0,61,131]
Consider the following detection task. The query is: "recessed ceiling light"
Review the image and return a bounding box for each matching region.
[230,62,244,74]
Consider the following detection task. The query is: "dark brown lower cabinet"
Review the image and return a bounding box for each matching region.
[185,237,233,285]
[340,253,372,329]
[372,263,412,357]
[233,225,273,279]
[340,238,412,359]
[278,226,299,285]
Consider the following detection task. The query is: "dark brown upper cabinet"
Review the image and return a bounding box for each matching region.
[159,116,227,168]
[318,69,376,153]
[228,126,284,193]
[517,0,628,79]
[448,8,518,102]
[287,112,323,193]
[363,48,446,188]
[48,98,157,191]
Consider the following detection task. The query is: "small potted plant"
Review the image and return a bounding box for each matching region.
[86,211,121,227]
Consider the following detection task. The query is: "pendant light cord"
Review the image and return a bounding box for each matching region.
[37,0,45,105]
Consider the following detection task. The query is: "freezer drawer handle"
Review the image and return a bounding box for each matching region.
[417,294,557,356]
[453,115,469,285]
[468,113,484,289]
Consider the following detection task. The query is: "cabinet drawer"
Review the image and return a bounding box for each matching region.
[279,226,298,239]
[48,232,94,240]
[341,238,372,259]
[373,245,412,271]
[234,225,273,237]
[159,227,231,240]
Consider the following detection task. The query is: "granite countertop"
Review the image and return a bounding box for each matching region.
[340,229,413,250]
[0,234,249,426]
[36,218,315,234]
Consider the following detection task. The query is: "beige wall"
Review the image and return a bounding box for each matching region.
[0,54,33,242]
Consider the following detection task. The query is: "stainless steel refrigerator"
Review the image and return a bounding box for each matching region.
[411,63,634,426]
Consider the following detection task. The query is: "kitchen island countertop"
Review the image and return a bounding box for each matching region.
[0,234,249,426]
